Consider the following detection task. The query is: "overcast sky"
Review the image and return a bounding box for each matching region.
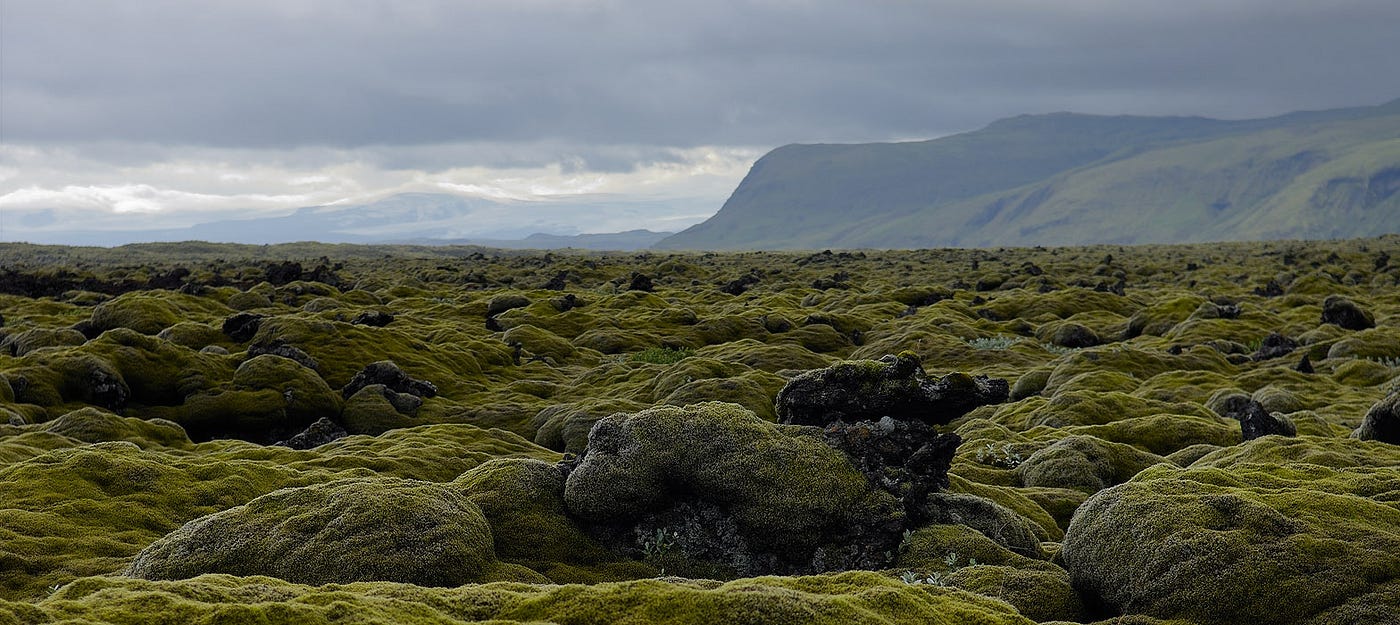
[3,0,1399,237]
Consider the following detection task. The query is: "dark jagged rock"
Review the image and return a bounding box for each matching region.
[1251,332,1298,361]
[821,417,961,522]
[542,271,569,291]
[264,261,303,286]
[1321,295,1376,330]
[627,273,654,292]
[1354,390,1400,444]
[720,272,761,296]
[1295,354,1315,374]
[1050,323,1100,348]
[89,367,129,411]
[550,293,583,312]
[775,353,1009,427]
[221,313,266,342]
[486,294,531,316]
[1234,401,1297,441]
[145,267,191,290]
[275,417,349,449]
[304,263,343,288]
[350,310,395,327]
[1215,302,1242,319]
[812,272,851,290]
[248,340,319,371]
[341,360,437,400]
[1254,279,1284,297]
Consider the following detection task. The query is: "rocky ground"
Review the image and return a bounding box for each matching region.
[0,236,1397,625]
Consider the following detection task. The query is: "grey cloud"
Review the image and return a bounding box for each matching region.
[3,0,1398,157]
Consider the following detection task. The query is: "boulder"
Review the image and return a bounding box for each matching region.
[1251,332,1298,361]
[274,416,349,449]
[221,312,266,342]
[1016,435,1164,494]
[1235,401,1297,441]
[341,360,437,399]
[1321,295,1376,330]
[1062,463,1400,625]
[125,478,532,586]
[1354,390,1400,444]
[562,402,903,576]
[775,353,1008,427]
[350,310,394,327]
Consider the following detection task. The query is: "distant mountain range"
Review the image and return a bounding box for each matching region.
[656,98,1400,249]
[5,193,678,250]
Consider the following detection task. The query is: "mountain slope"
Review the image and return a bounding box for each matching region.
[656,99,1400,250]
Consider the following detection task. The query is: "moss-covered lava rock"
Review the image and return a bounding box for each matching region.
[125,477,536,586]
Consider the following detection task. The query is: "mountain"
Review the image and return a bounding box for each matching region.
[5,193,681,250]
[655,99,1400,250]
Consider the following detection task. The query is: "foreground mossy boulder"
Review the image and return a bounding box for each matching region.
[1061,461,1400,625]
[563,402,904,575]
[126,477,538,586]
[7,570,1036,625]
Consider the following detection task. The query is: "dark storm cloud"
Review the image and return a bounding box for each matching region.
[4,0,1399,153]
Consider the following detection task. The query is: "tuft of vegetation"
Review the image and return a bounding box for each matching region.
[631,346,695,364]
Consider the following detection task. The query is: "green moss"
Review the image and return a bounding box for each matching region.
[126,477,538,586]
[986,390,1217,430]
[1062,462,1400,625]
[0,423,555,599]
[19,570,1036,624]
[530,398,645,454]
[563,402,901,558]
[1015,434,1166,494]
[42,407,191,449]
[1070,413,1241,455]
[946,565,1085,623]
[1008,367,1052,400]
[660,376,777,421]
[1,327,87,356]
[231,354,342,423]
[54,328,231,409]
[87,294,184,335]
[453,458,649,583]
[697,338,836,372]
[340,384,416,435]
[501,323,578,362]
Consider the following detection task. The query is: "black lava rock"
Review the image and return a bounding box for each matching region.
[628,273,654,292]
[822,417,961,521]
[221,313,266,343]
[249,340,319,371]
[1251,332,1298,361]
[275,417,349,449]
[1355,391,1400,444]
[775,352,1008,427]
[1321,295,1375,330]
[1234,401,1296,441]
[342,360,437,400]
[350,311,395,327]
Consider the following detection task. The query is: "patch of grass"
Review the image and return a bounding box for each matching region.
[631,347,695,364]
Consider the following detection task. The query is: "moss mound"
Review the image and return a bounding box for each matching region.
[12,570,1035,625]
[126,477,532,586]
[563,402,903,573]
[1062,462,1400,625]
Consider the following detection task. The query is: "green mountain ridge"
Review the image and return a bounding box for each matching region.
[655,99,1400,250]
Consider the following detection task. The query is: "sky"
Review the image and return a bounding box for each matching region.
[3,0,1399,240]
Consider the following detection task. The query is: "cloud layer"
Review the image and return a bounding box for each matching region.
[3,0,1398,237]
